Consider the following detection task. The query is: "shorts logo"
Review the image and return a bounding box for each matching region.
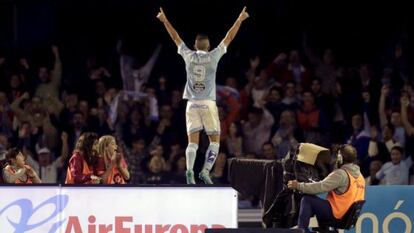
[190,104,208,109]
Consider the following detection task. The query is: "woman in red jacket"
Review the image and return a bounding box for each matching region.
[65,132,101,184]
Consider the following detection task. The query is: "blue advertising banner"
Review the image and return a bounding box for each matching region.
[347,186,413,233]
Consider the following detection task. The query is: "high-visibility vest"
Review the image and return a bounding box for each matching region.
[65,153,92,184]
[327,169,365,219]
[5,165,34,184]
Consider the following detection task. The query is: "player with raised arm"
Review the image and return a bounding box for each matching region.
[157,6,249,184]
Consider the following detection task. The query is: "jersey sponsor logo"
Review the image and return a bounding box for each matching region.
[193,82,206,92]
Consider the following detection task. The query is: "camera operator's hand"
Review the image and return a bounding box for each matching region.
[287,180,299,190]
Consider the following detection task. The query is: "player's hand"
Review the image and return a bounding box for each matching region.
[238,6,249,21]
[287,180,299,190]
[156,7,167,23]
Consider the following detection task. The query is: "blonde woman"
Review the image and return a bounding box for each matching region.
[97,135,130,184]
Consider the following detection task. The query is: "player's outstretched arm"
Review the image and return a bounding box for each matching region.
[156,7,183,47]
[221,6,249,47]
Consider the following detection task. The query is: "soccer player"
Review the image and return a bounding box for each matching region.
[157,6,249,184]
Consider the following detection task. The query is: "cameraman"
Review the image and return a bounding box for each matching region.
[287,144,365,232]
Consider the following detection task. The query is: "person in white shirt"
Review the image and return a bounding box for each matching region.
[26,132,69,183]
[376,146,412,185]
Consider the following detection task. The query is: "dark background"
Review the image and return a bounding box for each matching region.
[0,0,412,87]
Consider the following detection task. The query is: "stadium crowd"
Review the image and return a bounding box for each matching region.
[0,29,413,194]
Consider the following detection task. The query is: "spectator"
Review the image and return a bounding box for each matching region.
[67,111,88,149]
[65,132,101,184]
[211,152,228,184]
[261,142,276,160]
[266,50,312,90]
[122,108,150,147]
[151,105,178,149]
[297,91,329,146]
[35,46,62,101]
[170,155,187,184]
[346,114,371,164]
[365,160,383,185]
[124,137,148,184]
[3,148,41,184]
[217,86,241,142]
[310,78,335,120]
[0,91,13,137]
[7,73,27,102]
[144,155,170,184]
[242,106,274,155]
[226,122,243,157]
[375,146,412,185]
[303,33,336,95]
[358,64,381,102]
[11,92,59,151]
[271,110,300,159]
[251,69,272,108]
[379,85,405,146]
[368,124,395,163]
[0,133,9,158]
[281,82,299,111]
[119,42,161,100]
[264,87,284,126]
[25,132,69,183]
[96,135,130,184]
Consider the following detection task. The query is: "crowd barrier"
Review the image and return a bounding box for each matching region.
[1,185,413,233]
[0,185,238,233]
[237,186,414,233]
[348,185,414,233]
